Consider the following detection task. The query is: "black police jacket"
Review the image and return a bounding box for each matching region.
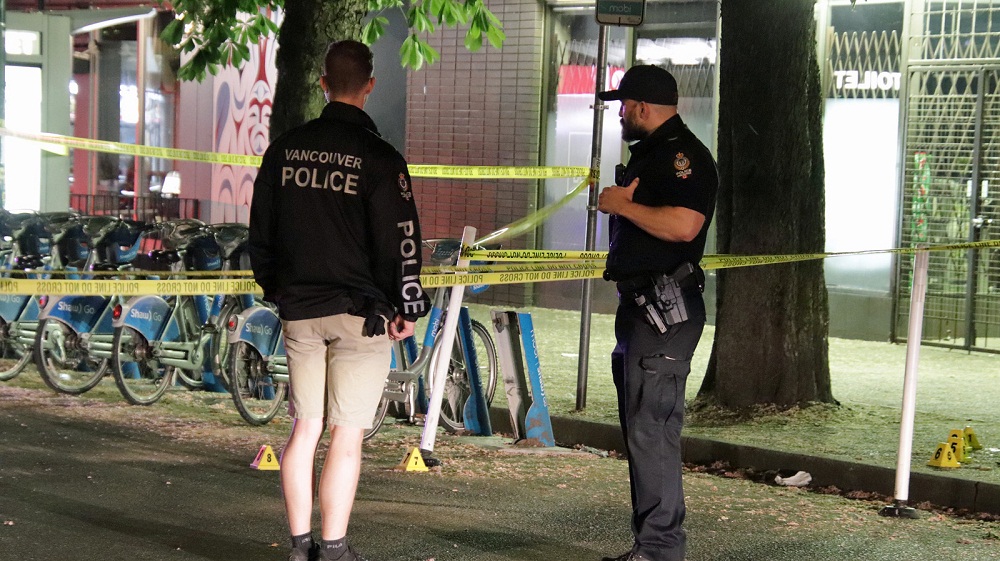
[605,114,718,281]
[249,102,430,322]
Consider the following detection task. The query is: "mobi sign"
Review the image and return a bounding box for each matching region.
[596,0,645,26]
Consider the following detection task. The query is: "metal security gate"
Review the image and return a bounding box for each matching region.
[896,66,1000,351]
[894,0,1000,351]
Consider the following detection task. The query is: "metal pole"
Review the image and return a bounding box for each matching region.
[0,0,6,209]
[964,66,986,351]
[879,248,928,519]
[575,25,609,411]
[420,226,476,456]
[133,17,147,220]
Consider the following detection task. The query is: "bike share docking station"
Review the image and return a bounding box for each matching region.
[399,226,555,472]
[490,310,554,447]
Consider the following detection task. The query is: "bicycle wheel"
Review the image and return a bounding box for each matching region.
[364,396,391,441]
[34,318,107,394]
[471,319,500,405]
[0,319,32,381]
[228,341,287,425]
[111,326,176,405]
[429,318,500,432]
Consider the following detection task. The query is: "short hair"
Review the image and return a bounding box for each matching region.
[323,40,374,98]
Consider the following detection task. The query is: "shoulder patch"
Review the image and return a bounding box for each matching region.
[399,173,413,200]
[674,152,692,179]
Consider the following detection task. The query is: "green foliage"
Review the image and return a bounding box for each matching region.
[166,0,505,81]
[163,0,283,82]
[363,0,505,69]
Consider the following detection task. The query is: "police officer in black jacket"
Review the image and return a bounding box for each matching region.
[249,40,429,561]
[596,65,719,561]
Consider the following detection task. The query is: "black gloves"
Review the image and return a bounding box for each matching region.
[362,314,387,338]
[357,298,394,338]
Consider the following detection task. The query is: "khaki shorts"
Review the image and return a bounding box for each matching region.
[281,314,391,428]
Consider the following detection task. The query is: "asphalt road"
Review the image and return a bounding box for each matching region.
[2,385,1000,561]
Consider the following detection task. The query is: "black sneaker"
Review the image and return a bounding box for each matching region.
[288,543,318,561]
[601,552,651,561]
[318,544,370,561]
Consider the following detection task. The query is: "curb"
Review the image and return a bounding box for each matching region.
[488,407,1000,515]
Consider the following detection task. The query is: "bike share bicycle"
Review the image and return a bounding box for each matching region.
[110,220,255,405]
[33,216,151,394]
[222,238,498,438]
[0,211,86,382]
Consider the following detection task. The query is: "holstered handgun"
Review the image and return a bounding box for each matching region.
[626,263,698,333]
[633,292,668,334]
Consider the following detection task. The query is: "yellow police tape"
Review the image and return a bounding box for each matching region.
[464,239,1000,269]
[0,125,589,180]
[4,239,1000,296]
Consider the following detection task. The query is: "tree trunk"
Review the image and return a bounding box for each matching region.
[699,0,834,409]
[270,0,368,139]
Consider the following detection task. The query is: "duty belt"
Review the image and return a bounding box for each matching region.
[615,263,703,332]
[614,262,703,296]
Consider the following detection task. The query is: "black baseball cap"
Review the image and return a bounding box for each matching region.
[597,65,679,105]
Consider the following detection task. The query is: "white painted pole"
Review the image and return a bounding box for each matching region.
[419,226,476,454]
[883,248,929,517]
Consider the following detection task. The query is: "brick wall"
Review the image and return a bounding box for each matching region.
[405,0,546,307]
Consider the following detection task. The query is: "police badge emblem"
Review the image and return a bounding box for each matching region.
[398,173,413,200]
[674,152,692,179]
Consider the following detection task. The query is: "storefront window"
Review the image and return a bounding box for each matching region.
[92,17,178,199]
[3,65,43,211]
[542,1,718,253]
[543,6,628,252]
[823,1,904,293]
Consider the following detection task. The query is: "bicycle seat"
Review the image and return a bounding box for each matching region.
[40,211,81,236]
[10,213,51,258]
[0,209,12,239]
[51,217,90,268]
[8,212,41,237]
[90,218,151,267]
[156,218,208,249]
[81,215,121,242]
[210,223,250,260]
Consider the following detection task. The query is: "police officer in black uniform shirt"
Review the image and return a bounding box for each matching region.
[249,40,429,561]
[596,65,719,561]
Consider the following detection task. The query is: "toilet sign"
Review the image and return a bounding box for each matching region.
[596,0,645,26]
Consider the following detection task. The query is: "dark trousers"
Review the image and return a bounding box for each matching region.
[611,292,705,561]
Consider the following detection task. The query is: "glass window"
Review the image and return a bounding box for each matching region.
[824,1,904,293]
[542,2,719,254]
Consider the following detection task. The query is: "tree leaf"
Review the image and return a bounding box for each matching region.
[399,35,418,69]
[419,40,440,66]
[161,19,183,45]
[486,26,505,50]
[407,6,435,33]
[464,27,482,52]
[361,18,385,46]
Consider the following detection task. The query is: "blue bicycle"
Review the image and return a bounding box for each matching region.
[222,238,498,436]
[110,221,255,405]
[34,216,150,394]
[0,211,86,382]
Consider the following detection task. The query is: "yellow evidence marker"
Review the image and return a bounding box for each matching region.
[927,442,960,469]
[395,447,430,472]
[251,444,281,470]
[964,426,983,451]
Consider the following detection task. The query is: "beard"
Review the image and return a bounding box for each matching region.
[620,114,648,142]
